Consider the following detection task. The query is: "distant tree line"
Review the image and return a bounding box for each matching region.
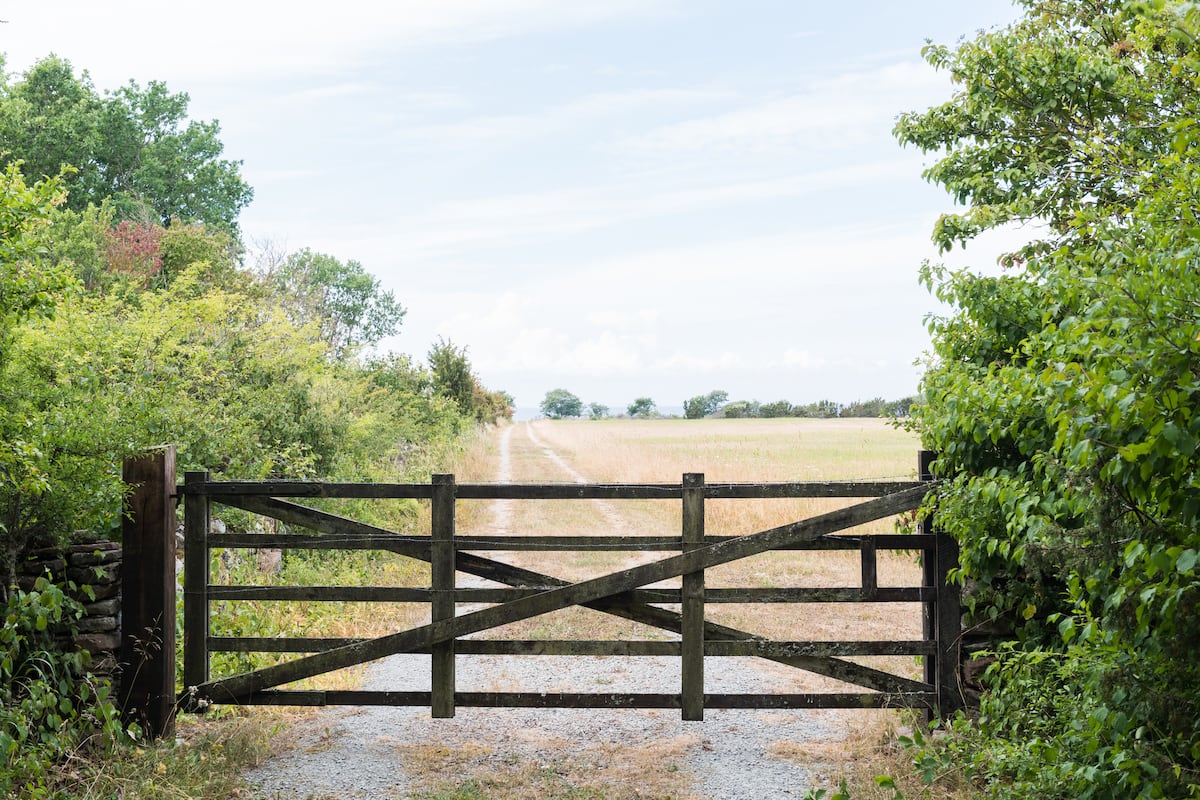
[540,388,915,420]
[716,395,917,419]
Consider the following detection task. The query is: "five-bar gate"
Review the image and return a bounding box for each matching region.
[119,450,961,738]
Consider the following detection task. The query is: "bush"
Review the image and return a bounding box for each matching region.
[1,577,125,798]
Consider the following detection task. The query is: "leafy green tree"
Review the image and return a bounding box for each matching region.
[99,80,253,230]
[269,248,405,359]
[721,400,759,419]
[626,397,656,418]
[683,390,728,419]
[0,56,100,203]
[540,389,583,419]
[587,402,609,420]
[0,56,253,232]
[426,338,510,423]
[757,400,794,418]
[896,2,1200,796]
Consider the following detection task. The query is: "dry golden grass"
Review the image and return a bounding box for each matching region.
[445,419,927,694]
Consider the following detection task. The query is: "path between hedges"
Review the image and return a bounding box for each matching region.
[244,422,846,799]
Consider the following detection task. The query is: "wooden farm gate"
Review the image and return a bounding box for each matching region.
[119,450,960,738]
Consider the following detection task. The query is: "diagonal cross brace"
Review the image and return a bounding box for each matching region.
[198,484,932,702]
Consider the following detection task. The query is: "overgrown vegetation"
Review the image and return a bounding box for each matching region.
[855,1,1200,798]
[0,53,510,798]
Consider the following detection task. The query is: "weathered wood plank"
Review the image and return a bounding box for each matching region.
[196,484,932,702]
[185,481,435,498]
[211,637,938,658]
[935,531,963,717]
[183,470,210,696]
[919,451,938,708]
[702,481,924,499]
[861,538,878,601]
[205,584,932,604]
[207,585,434,602]
[681,473,705,721]
[184,479,924,501]
[210,531,428,554]
[231,690,938,710]
[209,530,937,553]
[120,447,178,739]
[209,492,932,696]
[431,474,456,718]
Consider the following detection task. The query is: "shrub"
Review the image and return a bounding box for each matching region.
[1,577,125,798]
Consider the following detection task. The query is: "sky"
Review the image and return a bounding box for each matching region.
[1,1,1026,411]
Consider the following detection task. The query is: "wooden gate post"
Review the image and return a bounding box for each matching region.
[119,446,177,739]
[919,450,936,708]
[681,473,705,721]
[918,450,963,720]
[934,529,962,718]
[431,474,456,718]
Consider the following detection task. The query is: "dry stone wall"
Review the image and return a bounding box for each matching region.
[18,538,123,680]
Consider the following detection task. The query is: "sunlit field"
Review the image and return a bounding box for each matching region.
[524,417,920,483]
[443,417,927,695]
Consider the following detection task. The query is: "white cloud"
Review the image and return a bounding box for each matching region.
[626,60,949,154]
[1,0,672,86]
[778,349,827,369]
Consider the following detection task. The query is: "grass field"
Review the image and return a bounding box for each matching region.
[457,418,927,674]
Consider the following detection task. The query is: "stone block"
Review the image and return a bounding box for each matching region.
[69,539,119,552]
[79,581,121,601]
[69,548,122,567]
[67,563,120,585]
[84,597,121,616]
[75,631,121,654]
[20,558,66,576]
[77,615,119,633]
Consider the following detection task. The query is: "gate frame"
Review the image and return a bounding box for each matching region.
[121,451,961,738]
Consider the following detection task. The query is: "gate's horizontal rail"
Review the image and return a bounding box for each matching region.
[208,532,935,553]
[210,637,937,657]
[207,585,932,604]
[233,690,938,710]
[182,480,924,500]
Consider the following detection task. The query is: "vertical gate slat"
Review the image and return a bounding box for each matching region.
[183,470,211,699]
[431,474,456,718]
[918,450,937,717]
[860,538,878,601]
[935,531,962,717]
[681,473,705,721]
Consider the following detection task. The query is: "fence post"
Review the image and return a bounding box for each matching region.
[431,474,457,718]
[183,471,211,705]
[919,450,936,711]
[119,446,177,739]
[681,473,705,721]
[919,450,963,720]
[934,527,963,718]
